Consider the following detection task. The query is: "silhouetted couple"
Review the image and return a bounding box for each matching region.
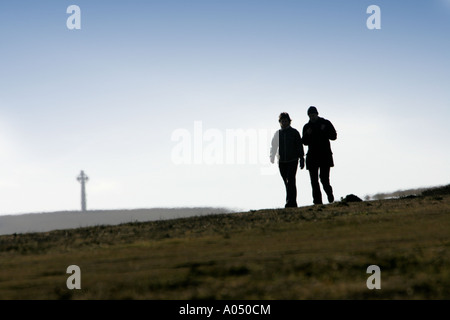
[270,107,337,207]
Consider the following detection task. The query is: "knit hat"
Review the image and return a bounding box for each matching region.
[279,112,291,121]
[307,106,318,115]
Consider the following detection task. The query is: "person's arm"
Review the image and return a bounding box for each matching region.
[302,124,311,145]
[297,130,305,158]
[270,130,279,163]
[297,130,305,169]
[327,121,337,141]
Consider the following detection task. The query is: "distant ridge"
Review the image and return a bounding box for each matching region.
[0,207,235,236]
[365,183,450,200]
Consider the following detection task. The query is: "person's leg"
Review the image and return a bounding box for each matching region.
[309,166,322,204]
[285,161,298,207]
[319,166,334,203]
[278,162,289,206]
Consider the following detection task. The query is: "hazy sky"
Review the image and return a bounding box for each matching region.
[0,0,449,215]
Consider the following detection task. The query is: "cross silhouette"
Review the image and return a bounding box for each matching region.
[77,170,89,212]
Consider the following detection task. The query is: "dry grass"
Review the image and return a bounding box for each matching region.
[0,188,449,300]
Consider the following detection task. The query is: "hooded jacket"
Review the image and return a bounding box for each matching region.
[270,126,304,163]
[302,117,337,168]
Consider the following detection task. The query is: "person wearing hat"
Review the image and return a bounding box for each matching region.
[302,106,337,205]
[270,112,305,208]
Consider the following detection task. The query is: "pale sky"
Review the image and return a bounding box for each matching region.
[0,0,449,215]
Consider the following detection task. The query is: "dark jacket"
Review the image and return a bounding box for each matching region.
[270,126,304,163]
[302,117,337,169]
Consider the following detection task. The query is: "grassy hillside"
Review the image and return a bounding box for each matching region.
[0,185,449,299]
[0,207,234,236]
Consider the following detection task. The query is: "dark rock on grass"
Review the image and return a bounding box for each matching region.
[341,194,363,203]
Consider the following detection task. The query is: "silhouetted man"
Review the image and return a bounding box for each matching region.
[302,106,337,205]
[270,112,305,208]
